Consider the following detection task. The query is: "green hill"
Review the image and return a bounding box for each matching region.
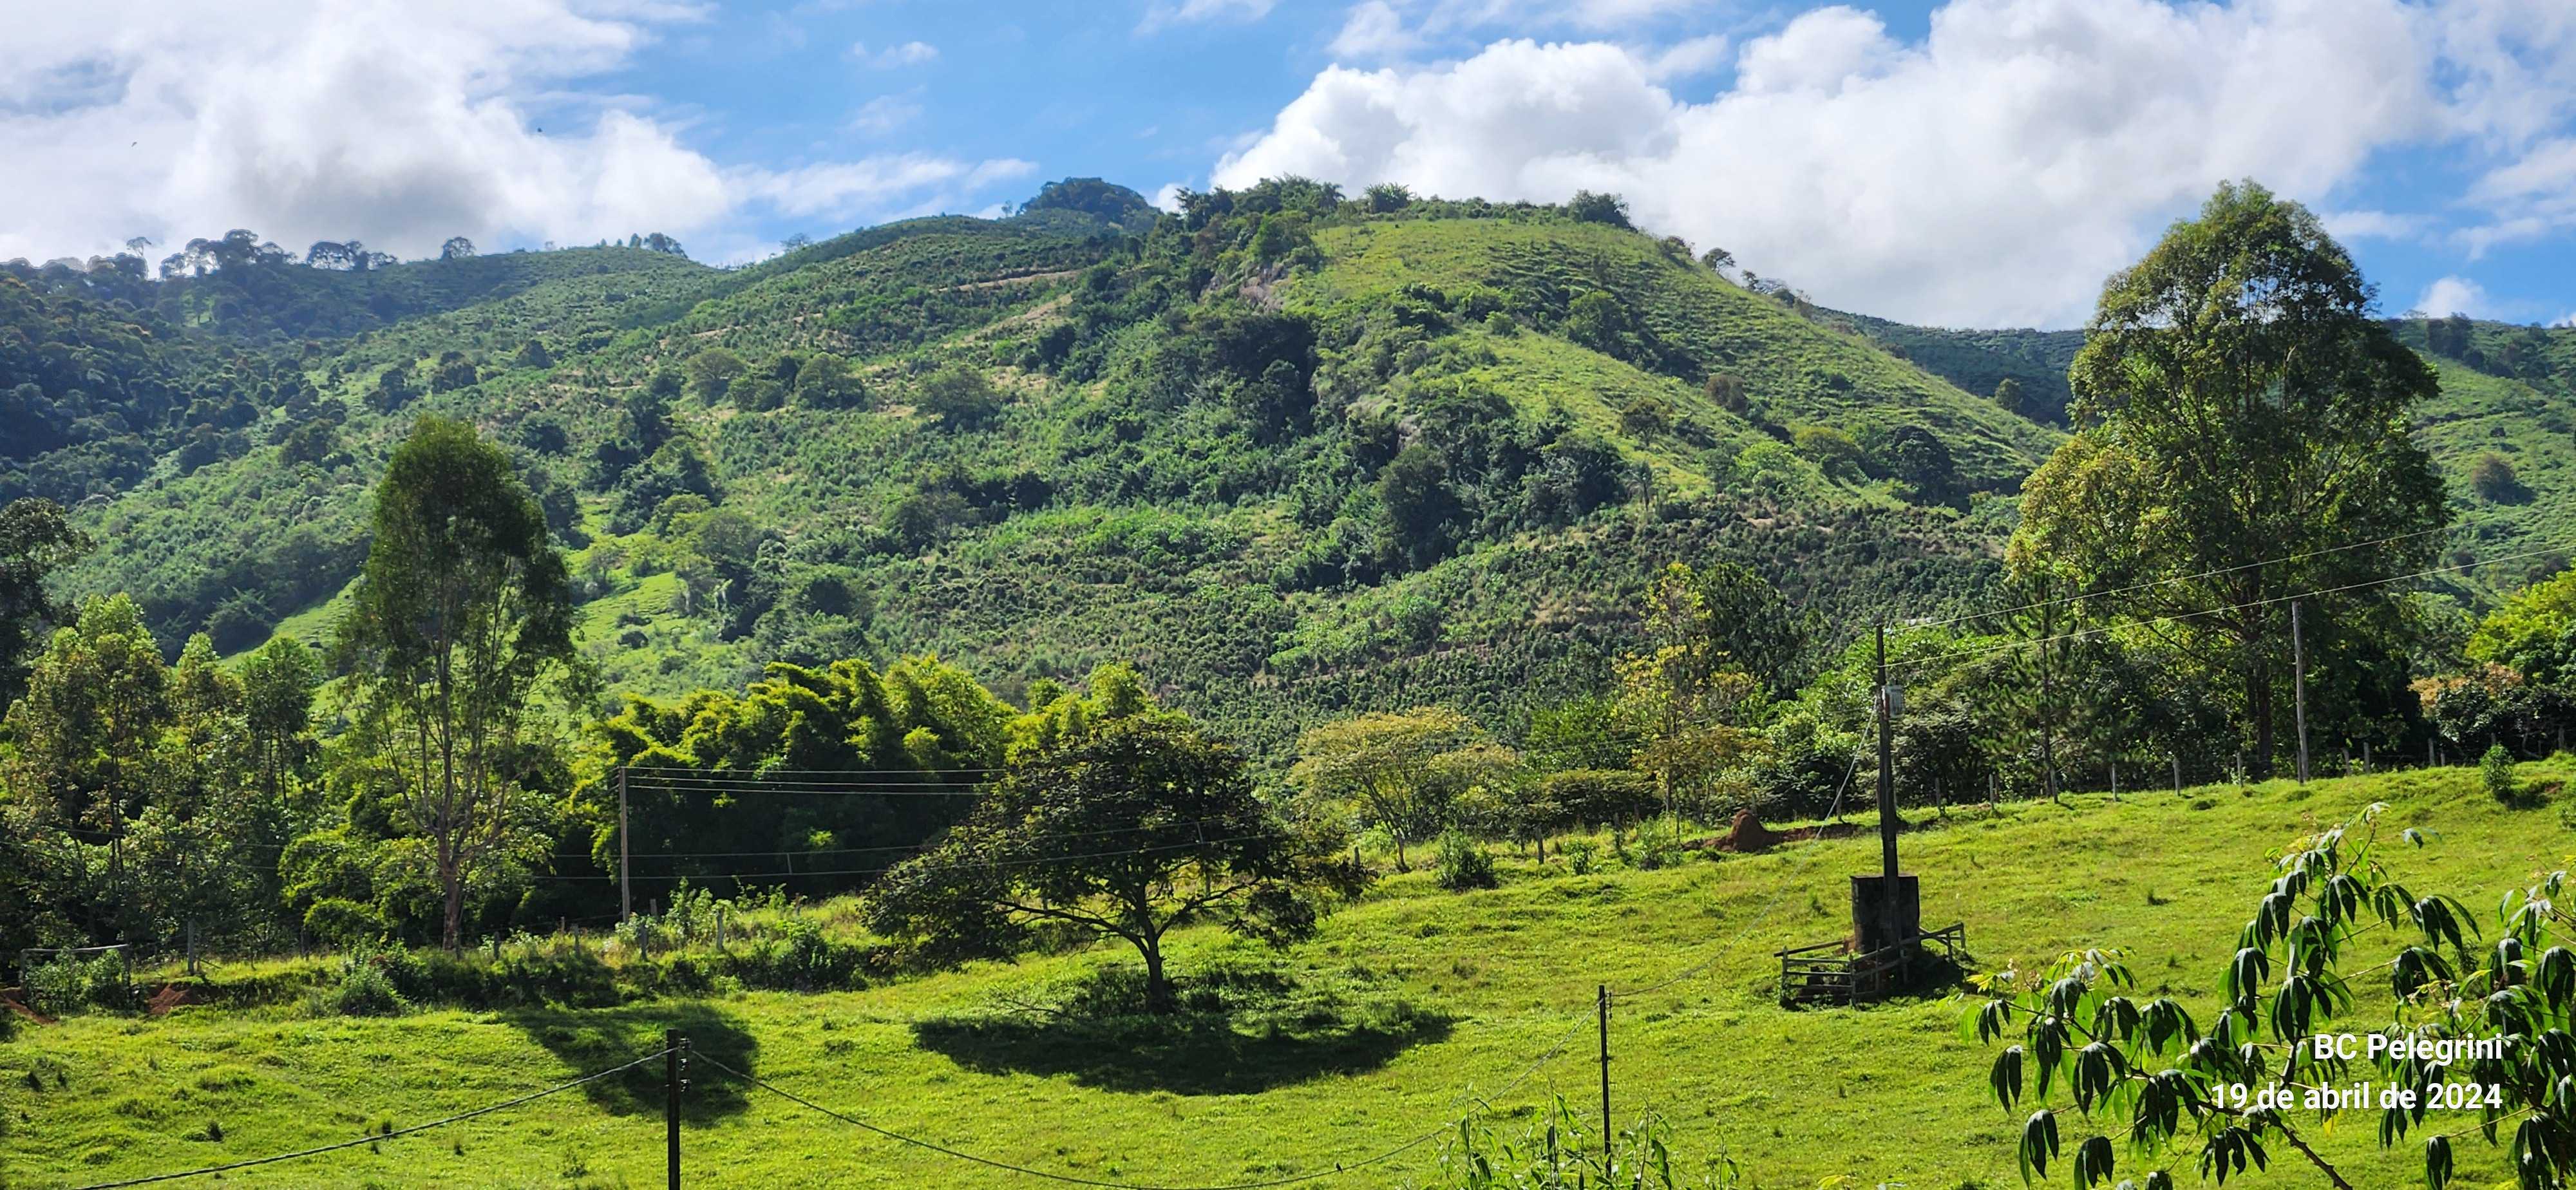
[3,762,2561,1188]
[19,182,2571,754]
[33,187,2047,755]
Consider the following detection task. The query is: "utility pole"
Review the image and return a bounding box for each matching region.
[1875,625,1897,883]
[1596,985,1613,1167]
[619,766,632,923]
[2037,602,2060,802]
[666,1028,687,1189]
[2291,601,2311,785]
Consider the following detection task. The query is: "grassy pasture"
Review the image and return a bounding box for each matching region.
[5,759,2568,1188]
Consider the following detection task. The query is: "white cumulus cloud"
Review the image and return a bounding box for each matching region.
[2414,276,2491,318]
[0,1,1021,266]
[1213,0,2566,326]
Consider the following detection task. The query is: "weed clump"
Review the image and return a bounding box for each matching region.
[312,941,415,1017]
[1434,831,1497,891]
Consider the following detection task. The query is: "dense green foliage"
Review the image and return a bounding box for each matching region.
[6,175,2574,971]
[2014,182,2450,778]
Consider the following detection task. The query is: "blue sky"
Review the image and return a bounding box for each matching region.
[6,0,2574,328]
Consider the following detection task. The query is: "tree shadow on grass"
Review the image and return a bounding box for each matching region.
[502,1001,758,1120]
[910,961,1452,1096]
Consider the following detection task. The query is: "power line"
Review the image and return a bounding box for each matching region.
[621,815,1256,860]
[621,777,992,798]
[1889,541,2570,676]
[531,831,1287,883]
[1914,524,2458,630]
[71,1048,673,1189]
[620,764,1005,777]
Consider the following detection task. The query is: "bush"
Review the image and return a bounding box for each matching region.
[24,951,135,1015]
[1434,830,1498,891]
[2484,743,2531,808]
[303,898,390,948]
[723,920,867,992]
[1567,190,1632,229]
[1533,770,1659,835]
[1561,838,1603,876]
[316,943,413,1017]
[2472,452,2528,502]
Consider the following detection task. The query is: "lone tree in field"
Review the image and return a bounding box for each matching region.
[866,716,1364,1014]
[2011,181,2447,778]
[338,417,576,951]
[1965,806,2576,1190]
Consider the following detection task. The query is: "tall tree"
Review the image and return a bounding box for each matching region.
[1,594,173,943]
[866,717,1363,1013]
[240,635,321,806]
[337,417,576,950]
[1613,563,1763,825]
[2011,182,2447,777]
[0,496,92,711]
[1292,706,1502,871]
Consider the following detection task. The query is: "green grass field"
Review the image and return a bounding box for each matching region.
[6,760,2569,1189]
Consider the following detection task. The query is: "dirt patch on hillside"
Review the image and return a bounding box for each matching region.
[1688,809,1933,854]
[147,983,206,1017]
[2,990,55,1026]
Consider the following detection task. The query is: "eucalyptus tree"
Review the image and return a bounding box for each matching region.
[2011,182,2447,777]
[337,417,576,951]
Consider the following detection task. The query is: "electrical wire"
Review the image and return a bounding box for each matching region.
[620,764,1005,777]
[1888,541,2570,676]
[69,1048,674,1189]
[1912,524,2458,630]
[529,831,1287,883]
[618,815,1256,860]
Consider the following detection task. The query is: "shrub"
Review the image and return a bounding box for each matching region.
[1434,831,1498,891]
[1567,190,1632,229]
[24,951,135,1015]
[2483,743,2530,807]
[1561,838,1603,876]
[1533,770,1659,835]
[316,944,413,1017]
[2472,452,2528,502]
[723,920,867,992]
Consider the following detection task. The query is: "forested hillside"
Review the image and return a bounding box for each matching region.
[3,182,2026,755]
[8,178,2568,758]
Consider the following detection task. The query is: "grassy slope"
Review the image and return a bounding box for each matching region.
[8,760,2564,1189]
[1297,220,2059,491]
[2416,360,2576,589]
